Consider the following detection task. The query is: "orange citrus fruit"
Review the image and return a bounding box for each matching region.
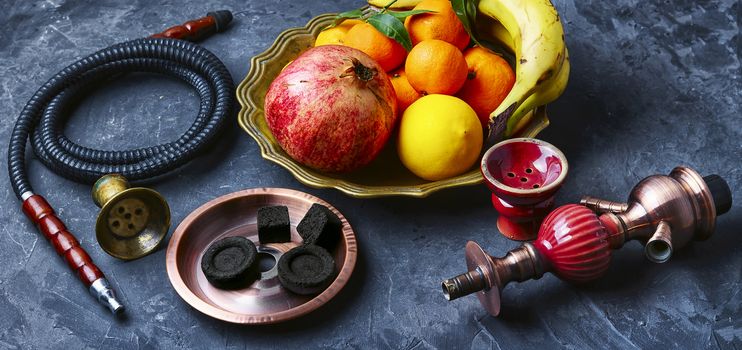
[314,19,363,46]
[390,68,422,113]
[343,22,407,72]
[404,0,470,50]
[405,39,468,95]
[456,47,515,129]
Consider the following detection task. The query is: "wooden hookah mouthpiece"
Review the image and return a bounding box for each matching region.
[22,194,124,314]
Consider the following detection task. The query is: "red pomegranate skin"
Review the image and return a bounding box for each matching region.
[264,45,398,173]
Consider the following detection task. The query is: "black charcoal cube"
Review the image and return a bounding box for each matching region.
[257,206,291,243]
[297,203,342,249]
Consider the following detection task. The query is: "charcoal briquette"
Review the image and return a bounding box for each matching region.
[277,245,336,295]
[257,205,291,243]
[200,236,258,289]
[297,203,342,249]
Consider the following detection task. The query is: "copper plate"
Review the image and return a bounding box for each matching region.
[166,188,357,324]
[236,14,549,198]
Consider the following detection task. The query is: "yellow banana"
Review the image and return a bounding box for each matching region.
[507,47,569,134]
[477,0,569,141]
[512,105,548,137]
[367,0,422,9]
[475,16,515,53]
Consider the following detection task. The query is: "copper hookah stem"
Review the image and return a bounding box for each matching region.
[443,244,542,301]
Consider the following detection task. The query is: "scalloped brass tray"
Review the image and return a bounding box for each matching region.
[237,13,549,198]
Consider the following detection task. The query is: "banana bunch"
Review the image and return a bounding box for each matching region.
[367,0,570,142]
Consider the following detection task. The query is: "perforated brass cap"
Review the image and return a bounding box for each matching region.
[92,174,171,260]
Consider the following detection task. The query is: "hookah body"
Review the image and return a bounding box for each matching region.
[592,167,727,262]
[443,166,731,316]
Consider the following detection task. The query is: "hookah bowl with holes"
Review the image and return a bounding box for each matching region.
[481,138,568,241]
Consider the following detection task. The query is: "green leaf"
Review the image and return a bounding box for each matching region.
[451,0,469,23]
[337,8,364,20]
[367,13,413,51]
[325,9,365,29]
[387,9,436,20]
[451,0,483,47]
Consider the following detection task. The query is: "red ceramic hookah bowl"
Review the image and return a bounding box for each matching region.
[481,138,568,240]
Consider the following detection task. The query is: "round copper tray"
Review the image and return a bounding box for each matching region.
[165,188,357,324]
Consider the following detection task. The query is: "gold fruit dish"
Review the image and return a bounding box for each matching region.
[237,13,549,198]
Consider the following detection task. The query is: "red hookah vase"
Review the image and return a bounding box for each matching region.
[533,204,612,282]
[442,166,731,316]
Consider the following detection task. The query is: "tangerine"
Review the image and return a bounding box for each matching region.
[455,47,515,129]
[343,22,407,72]
[405,39,468,95]
[405,0,470,50]
[390,68,422,113]
[314,19,364,46]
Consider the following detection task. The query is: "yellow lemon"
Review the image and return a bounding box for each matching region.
[397,94,483,180]
[314,19,363,46]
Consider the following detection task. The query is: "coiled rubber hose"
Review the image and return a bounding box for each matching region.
[8,37,234,198]
[7,12,234,314]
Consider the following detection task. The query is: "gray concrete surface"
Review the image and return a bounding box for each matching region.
[0,0,740,348]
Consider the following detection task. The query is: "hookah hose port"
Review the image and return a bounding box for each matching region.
[7,11,235,314]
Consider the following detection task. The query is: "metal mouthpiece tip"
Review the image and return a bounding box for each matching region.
[89,278,125,316]
[107,298,125,315]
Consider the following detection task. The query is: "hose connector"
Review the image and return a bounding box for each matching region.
[150,10,233,41]
[645,221,673,263]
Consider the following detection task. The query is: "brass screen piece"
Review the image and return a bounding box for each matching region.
[92,174,171,260]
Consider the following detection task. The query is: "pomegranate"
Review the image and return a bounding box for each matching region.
[264,45,398,173]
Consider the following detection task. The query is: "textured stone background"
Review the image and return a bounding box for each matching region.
[0,0,740,349]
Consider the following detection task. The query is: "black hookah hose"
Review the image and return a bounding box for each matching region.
[7,11,235,314]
